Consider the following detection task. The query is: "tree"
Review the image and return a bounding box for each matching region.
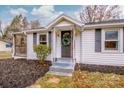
[9,14,23,32]
[0,21,11,41]
[80,5,121,23]
[30,20,40,29]
[22,17,29,30]
[2,14,30,41]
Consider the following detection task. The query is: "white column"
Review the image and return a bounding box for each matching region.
[73,26,76,60]
[53,27,56,62]
[12,34,15,58]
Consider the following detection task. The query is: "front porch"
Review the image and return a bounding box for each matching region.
[49,24,80,76]
[52,25,77,62]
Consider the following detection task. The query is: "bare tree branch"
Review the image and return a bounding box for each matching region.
[80,5,122,23]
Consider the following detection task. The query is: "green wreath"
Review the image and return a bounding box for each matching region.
[62,33,71,46]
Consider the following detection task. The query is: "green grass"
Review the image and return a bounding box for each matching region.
[0,51,12,59]
[33,71,124,88]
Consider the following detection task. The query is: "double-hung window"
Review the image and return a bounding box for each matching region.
[39,34,47,45]
[104,30,119,51]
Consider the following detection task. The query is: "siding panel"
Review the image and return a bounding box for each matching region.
[81,29,124,66]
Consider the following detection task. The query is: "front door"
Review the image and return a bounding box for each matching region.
[61,31,72,58]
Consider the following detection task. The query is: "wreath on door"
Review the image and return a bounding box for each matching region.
[62,32,71,46]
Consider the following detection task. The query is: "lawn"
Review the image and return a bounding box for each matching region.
[31,71,124,88]
[0,51,12,59]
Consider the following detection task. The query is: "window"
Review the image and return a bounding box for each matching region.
[33,33,37,45]
[39,34,47,45]
[104,31,119,50]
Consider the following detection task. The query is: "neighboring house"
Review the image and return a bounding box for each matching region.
[0,40,12,52]
[12,14,124,76]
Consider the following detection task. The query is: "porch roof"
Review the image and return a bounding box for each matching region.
[18,14,83,34]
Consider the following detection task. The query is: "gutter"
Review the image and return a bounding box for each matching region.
[84,22,124,30]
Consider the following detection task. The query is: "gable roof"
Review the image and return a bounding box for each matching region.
[46,13,82,29]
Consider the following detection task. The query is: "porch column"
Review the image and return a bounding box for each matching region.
[53,27,56,62]
[12,34,15,57]
[73,26,76,61]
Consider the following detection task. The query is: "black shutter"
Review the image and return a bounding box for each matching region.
[48,31,52,47]
[95,29,101,52]
[33,33,37,45]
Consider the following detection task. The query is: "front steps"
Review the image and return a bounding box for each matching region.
[48,58,75,76]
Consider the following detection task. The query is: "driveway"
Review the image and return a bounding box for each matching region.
[0,59,51,88]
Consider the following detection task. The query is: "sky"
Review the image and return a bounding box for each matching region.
[0,5,82,29]
[0,5,124,29]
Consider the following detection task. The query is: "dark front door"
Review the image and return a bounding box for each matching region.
[61,31,72,58]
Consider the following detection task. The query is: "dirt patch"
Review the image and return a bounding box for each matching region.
[0,59,51,88]
[47,77,60,84]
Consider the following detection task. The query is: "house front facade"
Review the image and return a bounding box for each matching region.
[12,14,124,76]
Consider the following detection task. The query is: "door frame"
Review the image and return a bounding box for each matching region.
[61,30,73,58]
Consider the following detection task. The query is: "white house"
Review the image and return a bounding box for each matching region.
[0,40,12,52]
[12,14,124,76]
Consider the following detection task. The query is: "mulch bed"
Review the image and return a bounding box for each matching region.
[75,63,124,75]
[0,59,51,88]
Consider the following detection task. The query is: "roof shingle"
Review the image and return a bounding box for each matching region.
[85,19,124,25]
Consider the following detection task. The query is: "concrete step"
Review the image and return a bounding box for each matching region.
[49,67,73,73]
[49,58,75,76]
[52,62,74,68]
[56,58,74,63]
[48,71,72,76]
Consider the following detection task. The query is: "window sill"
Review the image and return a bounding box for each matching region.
[101,51,124,54]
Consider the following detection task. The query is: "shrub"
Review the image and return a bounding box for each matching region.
[33,44,51,64]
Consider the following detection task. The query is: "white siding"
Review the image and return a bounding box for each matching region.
[27,33,52,61]
[75,34,81,62]
[27,33,37,59]
[55,20,73,27]
[81,28,124,66]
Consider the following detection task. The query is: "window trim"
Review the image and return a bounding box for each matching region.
[39,33,48,46]
[102,29,120,53]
